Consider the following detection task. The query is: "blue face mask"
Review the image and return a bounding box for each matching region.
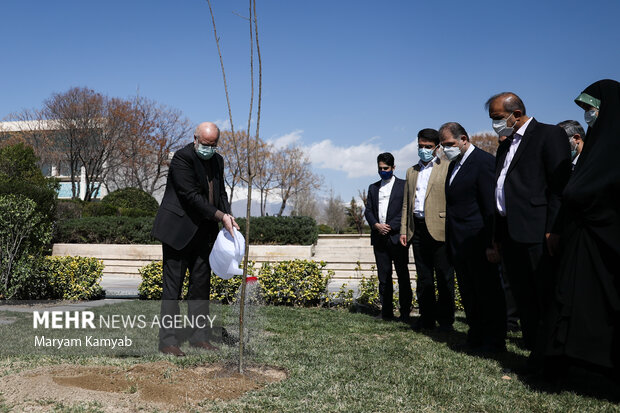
[571,149,578,160]
[196,144,216,160]
[418,147,435,163]
[379,170,393,180]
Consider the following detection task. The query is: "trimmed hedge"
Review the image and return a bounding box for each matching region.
[258,260,332,306]
[236,216,319,245]
[44,256,105,300]
[54,216,158,244]
[55,215,319,245]
[138,260,247,303]
[101,188,158,216]
[7,255,104,300]
[138,259,331,307]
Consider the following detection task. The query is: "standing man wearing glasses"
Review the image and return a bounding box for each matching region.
[152,121,239,356]
[400,129,454,331]
[365,152,412,322]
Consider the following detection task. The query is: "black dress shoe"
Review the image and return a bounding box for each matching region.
[411,319,435,331]
[159,345,186,357]
[397,315,412,324]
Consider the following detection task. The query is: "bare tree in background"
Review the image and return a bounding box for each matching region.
[106,96,190,195]
[471,132,500,155]
[38,87,129,201]
[252,139,276,216]
[324,191,346,233]
[1,111,57,170]
[290,187,320,220]
[219,130,246,205]
[272,146,322,216]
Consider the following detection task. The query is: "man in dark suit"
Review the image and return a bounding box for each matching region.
[152,121,238,356]
[485,93,571,368]
[439,122,506,352]
[365,152,412,322]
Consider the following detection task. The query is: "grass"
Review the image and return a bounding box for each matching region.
[0,301,619,412]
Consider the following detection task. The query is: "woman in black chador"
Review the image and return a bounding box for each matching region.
[547,79,620,374]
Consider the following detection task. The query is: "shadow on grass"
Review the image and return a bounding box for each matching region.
[521,363,620,404]
[415,316,620,403]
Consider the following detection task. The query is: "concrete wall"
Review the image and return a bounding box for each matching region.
[52,234,416,280]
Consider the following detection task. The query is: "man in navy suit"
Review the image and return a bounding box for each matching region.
[486,92,571,369]
[439,122,506,352]
[365,152,412,322]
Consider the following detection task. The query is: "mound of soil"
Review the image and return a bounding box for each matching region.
[0,361,286,411]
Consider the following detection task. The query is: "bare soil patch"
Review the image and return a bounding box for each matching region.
[0,361,286,411]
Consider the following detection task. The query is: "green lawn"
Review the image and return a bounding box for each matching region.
[0,302,619,412]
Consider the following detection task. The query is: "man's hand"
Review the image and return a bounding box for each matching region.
[222,214,239,237]
[546,232,560,257]
[374,223,391,236]
[486,241,501,264]
[399,234,408,247]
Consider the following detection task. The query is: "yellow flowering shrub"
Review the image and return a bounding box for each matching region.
[137,261,255,302]
[43,256,105,300]
[258,259,332,306]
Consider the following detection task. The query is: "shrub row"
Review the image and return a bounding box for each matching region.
[55,215,319,245]
[56,188,158,222]
[138,259,332,306]
[6,256,104,300]
[235,216,319,245]
[54,216,158,244]
[329,265,464,312]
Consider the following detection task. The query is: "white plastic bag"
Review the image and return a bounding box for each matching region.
[209,227,245,279]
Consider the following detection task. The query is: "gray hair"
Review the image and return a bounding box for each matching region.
[557,120,586,141]
[484,92,527,115]
[438,122,469,141]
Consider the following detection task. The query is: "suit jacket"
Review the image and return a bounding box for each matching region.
[445,147,496,263]
[400,159,449,243]
[365,177,406,245]
[152,143,231,250]
[494,118,571,244]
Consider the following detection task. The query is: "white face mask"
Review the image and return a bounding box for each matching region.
[443,145,461,161]
[492,113,515,137]
[584,109,598,127]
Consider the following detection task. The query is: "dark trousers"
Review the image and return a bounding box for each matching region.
[454,239,506,347]
[496,215,550,356]
[373,235,412,318]
[499,263,520,331]
[412,218,455,327]
[159,227,215,348]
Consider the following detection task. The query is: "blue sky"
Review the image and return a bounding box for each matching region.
[2,0,619,204]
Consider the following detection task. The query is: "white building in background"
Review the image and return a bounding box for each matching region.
[0,120,107,200]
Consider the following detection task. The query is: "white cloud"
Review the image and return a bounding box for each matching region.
[304,138,420,178]
[304,140,380,178]
[268,129,303,149]
[213,118,231,131]
[266,128,422,179]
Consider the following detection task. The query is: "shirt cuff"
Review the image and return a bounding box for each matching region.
[214,210,225,221]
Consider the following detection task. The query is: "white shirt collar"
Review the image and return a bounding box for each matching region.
[515,117,534,137]
[417,157,438,170]
[380,175,395,186]
[459,143,475,164]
